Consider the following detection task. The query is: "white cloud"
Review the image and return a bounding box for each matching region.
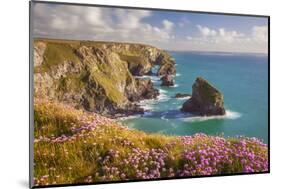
[196,25,244,43]
[252,25,268,42]
[84,7,106,27]
[219,28,225,36]
[33,3,175,46]
[33,3,268,53]
[218,29,244,43]
[177,24,267,53]
[162,19,174,31]
[115,9,151,29]
[197,25,217,37]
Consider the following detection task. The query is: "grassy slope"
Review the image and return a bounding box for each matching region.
[34,39,133,106]
[34,41,81,73]
[33,99,268,186]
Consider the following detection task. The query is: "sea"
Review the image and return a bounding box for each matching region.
[121,51,269,143]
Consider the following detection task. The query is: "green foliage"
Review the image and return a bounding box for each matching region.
[57,73,86,93]
[34,100,81,138]
[36,42,81,73]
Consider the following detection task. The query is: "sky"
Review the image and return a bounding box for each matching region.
[33,2,268,54]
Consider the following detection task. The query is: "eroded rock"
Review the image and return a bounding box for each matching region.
[160,75,174,86]
[157,63,176,76]
[181,77,225,116]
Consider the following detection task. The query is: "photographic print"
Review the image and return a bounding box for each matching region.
[30,1,269,188]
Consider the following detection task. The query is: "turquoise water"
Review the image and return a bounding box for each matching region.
[121,51,269,143]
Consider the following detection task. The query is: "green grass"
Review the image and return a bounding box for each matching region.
[34,42,81,73]
[89,67,127,105]
[56,72,87,93]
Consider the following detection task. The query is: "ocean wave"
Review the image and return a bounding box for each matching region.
[171,84,179,88]
[117,115,141,121]
[159,88,167,93]
[160,115,169,122]
[135,75,159,83]
[181,110,241,122]
[158,89,169,102]
[176,96,191,100]
[139,99,156,110]
[176,73,181,77]
[138,89,169,111]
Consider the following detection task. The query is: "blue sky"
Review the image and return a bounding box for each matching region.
[145,11,267,35]
[33,3,268,53]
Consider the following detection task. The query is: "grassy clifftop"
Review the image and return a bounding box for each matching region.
[33,99,268,186]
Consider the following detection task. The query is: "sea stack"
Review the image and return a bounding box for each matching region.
[157,63,176,76]
[160,74,174,86]
[181,77,226,116]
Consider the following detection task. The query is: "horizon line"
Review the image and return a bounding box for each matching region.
[34,37,268,55]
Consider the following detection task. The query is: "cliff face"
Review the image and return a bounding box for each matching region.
[33,39,174,117]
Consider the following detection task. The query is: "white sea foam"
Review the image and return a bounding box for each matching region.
[161,115,169,122]
[171,84,179,88]
[149,76,159,83]
[176,96,191,100]
[157,89,169,102]
[139,99,156,110]
[176,73,181,77]
[181,110,241,122]
[134,75,159,83]
[138,88,169,111]
[117,115,141,121]
[159,88,167,93]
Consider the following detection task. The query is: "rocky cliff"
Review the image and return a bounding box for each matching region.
[33,39,175,117]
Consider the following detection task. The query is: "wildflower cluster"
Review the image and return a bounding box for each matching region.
[33,100,268,187]
[179,134,268,176]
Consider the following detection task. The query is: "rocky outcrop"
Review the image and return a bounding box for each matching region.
[174,93,191,98]
[33,42,46,67]
[181,77,225,116]
[97,41,175,76]
[160,75,174,86]
[135,79,160,99]
[33,39,174,118]
[155,53,176,76]
[157,63,176,76]
[119,54,151,76]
